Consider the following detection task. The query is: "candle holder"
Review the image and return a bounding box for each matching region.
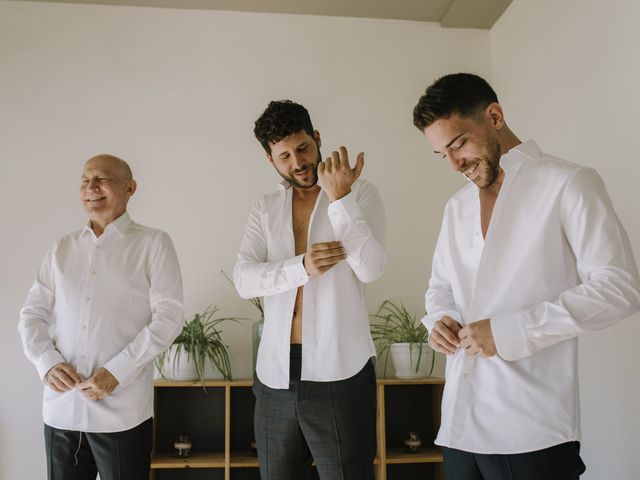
[174,435,192,458]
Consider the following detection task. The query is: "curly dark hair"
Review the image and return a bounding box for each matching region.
[254,100,315,154]
[413,73,498,131]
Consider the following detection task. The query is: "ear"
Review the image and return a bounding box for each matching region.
[485,102,505,130]
[126,179,137,197]
[313,130,321,148]
[266,152,274,165]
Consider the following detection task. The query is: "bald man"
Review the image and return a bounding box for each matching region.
[19,155,184,480]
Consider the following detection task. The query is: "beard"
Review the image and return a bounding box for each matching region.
[277,144,321,189]
[468,136,502,189]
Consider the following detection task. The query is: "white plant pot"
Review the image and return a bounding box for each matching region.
[389,343,431,379]
[158,347,224,381]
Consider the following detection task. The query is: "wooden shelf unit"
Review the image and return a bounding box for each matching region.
[151,377,445,480]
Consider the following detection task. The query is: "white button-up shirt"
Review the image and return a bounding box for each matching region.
[19,212,184,432]
[423,140,640,454]
[234,179,386,389]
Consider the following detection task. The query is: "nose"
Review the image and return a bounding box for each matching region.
[87,178,100,190]
[291,152,305,170]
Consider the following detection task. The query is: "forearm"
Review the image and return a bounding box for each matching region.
[233,254,308,298]
[492,268,640,360]
[328,187,386,283]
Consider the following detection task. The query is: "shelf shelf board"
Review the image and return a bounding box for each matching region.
[230,450,259,467]
[155,377,444,388]
[385,447,443,464]
[377,377,445,385]
[154,379,253,388]
[151,451,225,468]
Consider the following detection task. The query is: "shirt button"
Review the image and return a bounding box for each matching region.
[85,297,90,301]
[90,271,96,275]
[83,325,88,330]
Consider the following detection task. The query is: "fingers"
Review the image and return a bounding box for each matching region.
[325,147,351,171]
[353,152,364,179]
[309,244,346,266]
[45,363,80,392]
[305,241,347,276]
[428,317,465,355]
[58,363,82,384]
[310,241,342,251]
[79,378,106,401]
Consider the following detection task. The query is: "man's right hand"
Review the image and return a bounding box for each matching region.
[44,362,82,392]
[303,241,346,276]
[428,316,463,355]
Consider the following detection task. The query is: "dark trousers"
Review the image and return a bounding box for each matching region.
[443,441,586,480]
[253,345,377,480]
[44,417,153,480]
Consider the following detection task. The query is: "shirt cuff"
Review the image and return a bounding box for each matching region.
[104,351,142,387]
[288,254,309,286]
[36,349,66,381]
[327,191,361,227]
[491,311,531,361]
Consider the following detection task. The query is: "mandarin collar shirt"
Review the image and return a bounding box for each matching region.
[423,140,640,454]
[19,212,184,432]
[233,179,386,389]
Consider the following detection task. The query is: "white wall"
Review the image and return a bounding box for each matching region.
[0,2,490,478]
[491,1,640,479]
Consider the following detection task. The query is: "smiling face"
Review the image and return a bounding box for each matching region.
[424,111,503,189]
[79,155,136,233]
[267,129,322,190]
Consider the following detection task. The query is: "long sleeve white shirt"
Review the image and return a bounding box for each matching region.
[423,140,640,454]
[233,179,386,389]
[18,212,184,432]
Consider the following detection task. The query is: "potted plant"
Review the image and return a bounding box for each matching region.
[156,304,235,384]
[370,300,434,379]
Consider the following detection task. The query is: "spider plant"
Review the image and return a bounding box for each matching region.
[156,304,236,385]
[370,300,434,377]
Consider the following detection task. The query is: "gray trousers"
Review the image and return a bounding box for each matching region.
[253,345,377,480]
[44,418,152,480]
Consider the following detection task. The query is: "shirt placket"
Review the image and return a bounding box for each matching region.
[73,237,101,428]
[450,195,484,443]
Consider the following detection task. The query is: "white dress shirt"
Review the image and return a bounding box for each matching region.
[233,179,386,389]
[19,212,184,432]
[423,140,640,454]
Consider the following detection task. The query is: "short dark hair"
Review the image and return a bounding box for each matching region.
[413,73,499,131]
[254,100,315,154]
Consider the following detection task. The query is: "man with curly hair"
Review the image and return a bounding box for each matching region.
[233,100,386,479]
[413,73,640,479]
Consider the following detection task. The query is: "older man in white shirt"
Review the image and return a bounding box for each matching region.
[413,73,640,480]
[19,154,184,480]
[234,100,386,479]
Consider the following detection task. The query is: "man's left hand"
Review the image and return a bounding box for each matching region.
[318,147,364,201]
[79,367,119,401]
[458,319,497,357]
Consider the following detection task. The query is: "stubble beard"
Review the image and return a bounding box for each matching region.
[280,144,321,189]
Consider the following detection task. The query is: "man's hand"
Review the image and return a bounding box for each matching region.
[428,316,463,355]
[318,147,364,201]
[303,241,346,276]
[78,367,119,401]
[44,362,82,392]
[458,319,497,357]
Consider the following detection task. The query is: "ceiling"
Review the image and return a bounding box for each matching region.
[13,0,513,28]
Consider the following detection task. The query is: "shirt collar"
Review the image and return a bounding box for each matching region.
[499,140,540,173]
[277,180,291,191]
[81,211,132,239]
